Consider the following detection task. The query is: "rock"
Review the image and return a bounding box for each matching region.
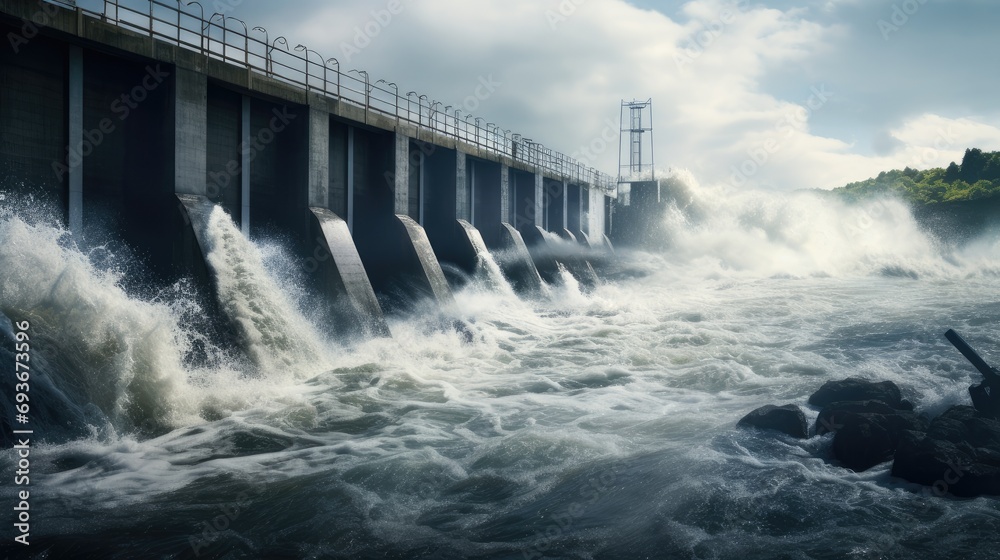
[829,408,929,471]
[808,377,910,410]
[890,406,1000,497]
[969,381,1000,419]
[737,404,809,439]
[892,435,973,488]
[833,417,894,471]
[815,400,899,436]
[891,434,1000,497]
[927,405,1000,448]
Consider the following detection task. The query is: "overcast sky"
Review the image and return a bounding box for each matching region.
[185,0,1000,191]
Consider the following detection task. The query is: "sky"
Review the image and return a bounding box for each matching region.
[174,0,1000,191]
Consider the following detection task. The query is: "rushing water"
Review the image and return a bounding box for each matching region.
[2,180,1000,560]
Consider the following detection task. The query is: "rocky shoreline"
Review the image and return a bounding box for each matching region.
[739,377,1000,498]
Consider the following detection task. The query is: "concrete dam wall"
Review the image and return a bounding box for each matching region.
[0,0,616,337]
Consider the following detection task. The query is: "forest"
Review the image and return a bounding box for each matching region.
[833,148,1000,204]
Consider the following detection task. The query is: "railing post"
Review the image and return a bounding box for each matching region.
[75,2,615,188]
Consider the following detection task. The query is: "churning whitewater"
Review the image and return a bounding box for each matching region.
[2,178,1000,559]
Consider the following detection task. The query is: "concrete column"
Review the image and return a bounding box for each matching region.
[308,104,330,208]
[593,190,603,239]
[469,160,476,225]
[240,95,251,236]
[562,179,569,231]
[596,190,603,237]
[393,132,409,214]
[418,151,426,225]
[174,67,207,196]
[347,126,355,231]
[456,151,469,221]
[599,191,609,237]
[586,187,595,236]
[534,173,543,227]
[500,164,511,224]
[68,45,82,236]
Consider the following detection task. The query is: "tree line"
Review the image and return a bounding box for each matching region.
[833,149,1000,204]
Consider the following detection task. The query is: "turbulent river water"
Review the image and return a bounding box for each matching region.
[2,180,1000,559]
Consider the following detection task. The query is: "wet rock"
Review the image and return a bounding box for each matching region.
[737,404,808,439]
[926,405,1000,447]
[833,417,895,472]
[808,377,910,410]
[815,400,898,436]
[823,404,929,472]
[891,406,1000,497]
[969,381,1000,419]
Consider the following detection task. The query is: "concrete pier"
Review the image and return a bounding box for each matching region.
[0,0,618,329]
[497,223,544,293]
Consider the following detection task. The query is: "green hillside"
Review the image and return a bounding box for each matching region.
[834,148,1000,204]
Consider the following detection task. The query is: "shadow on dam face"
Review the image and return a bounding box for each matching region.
[178,195,391,345]
[358,213,455,314]
[307,208,390,337]
[519,224,600,290]
[497,222,544,294]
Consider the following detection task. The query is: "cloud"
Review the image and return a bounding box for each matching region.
[889,114,1000,169]
[229,0,1000,191]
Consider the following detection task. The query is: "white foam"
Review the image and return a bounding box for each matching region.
[655,173,998,280]
[0,215,194,430]
[200,206,332,377]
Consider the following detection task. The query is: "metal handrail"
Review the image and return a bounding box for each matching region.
[89,0,618,193]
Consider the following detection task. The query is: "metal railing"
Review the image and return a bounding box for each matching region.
[75,0,618,193]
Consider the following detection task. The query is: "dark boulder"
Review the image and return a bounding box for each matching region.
[927,405,1000,449]
[892,434,972,489]
[891,406,1000,497]
[808,377,911,410]
[737,404,809,439]
[829,408,929,472]
[969,381,1000,419]
[815,400,899,436]
[833,417,894,472]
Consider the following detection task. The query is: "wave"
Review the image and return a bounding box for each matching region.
[200,206,332,376]
[0,214,194,434]
[650,170,1000,279]
[0,202,346,438]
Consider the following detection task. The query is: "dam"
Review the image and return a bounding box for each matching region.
[5,2,1000,558]
[0,0,617,336]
